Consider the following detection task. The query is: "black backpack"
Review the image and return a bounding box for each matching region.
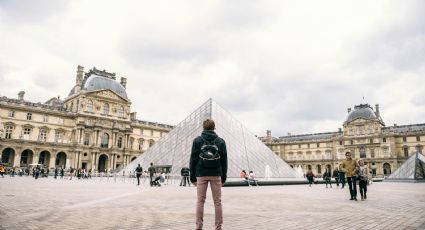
[199,137,220,168]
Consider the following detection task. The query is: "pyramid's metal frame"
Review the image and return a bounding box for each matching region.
[386,152,425,182]
[122,99,298,178]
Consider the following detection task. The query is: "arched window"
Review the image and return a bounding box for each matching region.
[101,133,109,148]
[117,106,124,117]
[317,165,322,174]
[383,163,391,175]
[86,100,93,112]
[103,103,109,115]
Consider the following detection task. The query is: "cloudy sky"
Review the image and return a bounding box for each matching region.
[1,0,424,137]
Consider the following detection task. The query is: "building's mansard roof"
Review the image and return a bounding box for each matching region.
[69,67,128,99]
[382,123,425,134]
[0,96,68,113]
[0,95,174,129]
[278,132,340,142]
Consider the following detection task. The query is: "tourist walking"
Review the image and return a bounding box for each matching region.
[135,164,143,186]
[148,163,156,186]
[60,168,64,179]
[190,119,228,230]
[332,167,340,187]
[340,152,360,201]
[306,167,314,187]
[338,164,346,189]
[180,166,190,186]
[323,166,332,188]
[0,164,5,178]
[358,160,369,201]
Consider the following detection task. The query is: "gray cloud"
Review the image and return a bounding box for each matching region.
[1,1,424,138]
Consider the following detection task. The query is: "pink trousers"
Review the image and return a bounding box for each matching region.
[196,176,223,230]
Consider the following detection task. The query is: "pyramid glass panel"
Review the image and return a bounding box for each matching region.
[122,99,298,178]
[387,152,425,180]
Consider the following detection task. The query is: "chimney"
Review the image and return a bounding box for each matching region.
[393,124,397,127]
[130,112,137,120]
[18,91,25,101]
[347,108,351,113]
[375,104,380,117]
[287,132,291,136]
[266,130,271,137]
[75,65,84,93]
[120,77,127,89]
[338,128,342,133]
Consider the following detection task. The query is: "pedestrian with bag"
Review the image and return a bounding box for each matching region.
[135,164,143,186]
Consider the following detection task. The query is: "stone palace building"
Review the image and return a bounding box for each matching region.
[261,104,425,177]
[0,66,173,172]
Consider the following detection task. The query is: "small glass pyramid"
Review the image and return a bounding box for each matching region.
[387,152,425,181]
[122,99,298,178]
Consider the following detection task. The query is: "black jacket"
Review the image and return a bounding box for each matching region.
[190,130,227,183]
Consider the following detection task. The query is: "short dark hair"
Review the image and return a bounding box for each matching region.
[345,152,351,156]
[203,119,215,130]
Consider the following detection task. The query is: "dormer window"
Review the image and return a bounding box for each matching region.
[26,112,32,120]
[86,99,93,112]
[118,106,124,117]
[103,103,109,115]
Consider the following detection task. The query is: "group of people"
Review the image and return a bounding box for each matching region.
[239,170,259,186]
[134,163,166,187]
[305,152,371,201]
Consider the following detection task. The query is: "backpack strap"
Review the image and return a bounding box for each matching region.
[200,136,218,145]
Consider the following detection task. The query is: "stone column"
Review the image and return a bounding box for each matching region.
[32,152,40,165]
[49,155,56,168]
[13,152,21,167]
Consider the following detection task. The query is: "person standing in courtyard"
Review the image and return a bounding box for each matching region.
[180,166,191,186]
[323,165,332,188]
[190,119,228,230]
[148,162,156,186]
[338,164,346,189]
[340,152,359,201]
[60,167,64,179]
[332,167,340,187]
[306,167,314,187]
[135,164,143,186]
[358,159,369,201]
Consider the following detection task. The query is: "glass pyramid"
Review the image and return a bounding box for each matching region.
[387,152,425,181]
[122,99,298,178]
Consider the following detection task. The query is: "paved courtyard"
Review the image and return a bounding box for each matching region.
[0,176,424,230]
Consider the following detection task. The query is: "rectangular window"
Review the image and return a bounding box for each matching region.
[383,138,386,143]
[8,111,15,117]
[84,134,90,146]
[5,126,13,139]
[298,144,301,149]
[339,141,343,145]
[23,128,31,140]
[26,113,32,120]
[55,132,63,143]
[403,136,407,142]
[39,130,47,142]
[369,138,373,144]
[43,115,49,122]
[117,137,123,148]
[416,136,421,141]
[307,144,310,148]
[316,143,320,147]
[370,149,375,158]
[350,140,354,145]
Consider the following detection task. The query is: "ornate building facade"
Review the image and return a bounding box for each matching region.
[0,66,173,172]
[262,104,425,177]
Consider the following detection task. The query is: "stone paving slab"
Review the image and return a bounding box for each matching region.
[0,177,424,229]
